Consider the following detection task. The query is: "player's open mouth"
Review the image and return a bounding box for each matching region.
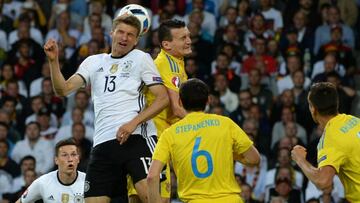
[68,164,74,168]
[119,42,127,47]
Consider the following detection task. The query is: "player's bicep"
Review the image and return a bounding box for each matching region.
[236,145,260,165]
[62,74,85,95]
[319,165,336,181]
[148,84,168,100]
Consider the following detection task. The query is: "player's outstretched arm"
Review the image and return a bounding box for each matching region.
[44,39,84,96]
[117,84,169,144]
[291,145,335,190]
[147,159,165,203]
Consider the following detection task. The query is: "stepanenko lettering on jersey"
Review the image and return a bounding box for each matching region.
[176,119,220,134]
[76,49,162,146]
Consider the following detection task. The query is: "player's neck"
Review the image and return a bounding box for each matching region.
[57,170,78,185]
[163,49,182,60]
[318,114,338,129]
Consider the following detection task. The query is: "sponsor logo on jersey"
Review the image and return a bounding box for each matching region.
[171,76,181,88]
[96,67,104,72]
[110,64,118,74]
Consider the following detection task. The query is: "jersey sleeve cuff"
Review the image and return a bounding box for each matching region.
[147,83,164,87]
[76,73,87,86]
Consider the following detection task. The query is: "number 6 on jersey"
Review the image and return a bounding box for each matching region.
[191,137,213,178]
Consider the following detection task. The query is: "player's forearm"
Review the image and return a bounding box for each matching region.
[172,105,187,119]
[147,175,162,203]
[48,59,69,96]
[296,159,331,189]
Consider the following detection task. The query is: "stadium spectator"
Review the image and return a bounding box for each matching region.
[0,139,20,178]
[10,155,36,194]
[213,73,239,113]
[314,5,355,54]
[11,122,54,175]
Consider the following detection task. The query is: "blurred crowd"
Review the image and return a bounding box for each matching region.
[0,0,360,202]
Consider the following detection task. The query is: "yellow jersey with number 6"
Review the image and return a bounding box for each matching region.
[152,112,253,202]
[317,114,360,202]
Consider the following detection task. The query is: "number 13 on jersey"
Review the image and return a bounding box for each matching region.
[191,137,213,178]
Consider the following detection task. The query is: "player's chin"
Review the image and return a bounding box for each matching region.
[183,48,192,56]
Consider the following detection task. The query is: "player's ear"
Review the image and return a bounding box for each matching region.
[161,41,171,50]
[54,156,59,165]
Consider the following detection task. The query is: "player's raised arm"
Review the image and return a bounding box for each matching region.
[44,39,84,96]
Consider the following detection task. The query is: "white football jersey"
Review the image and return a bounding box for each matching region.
[76,50,162,146]
[20,171,86,203]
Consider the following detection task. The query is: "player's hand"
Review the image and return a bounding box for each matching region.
[43,39,59,61]
[291,145,307,163]
[116,120,138,145]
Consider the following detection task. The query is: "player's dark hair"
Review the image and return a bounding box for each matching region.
[112,15,141,37]
[309,82,339,116]
[55,138,77,156]
[158,19,186,43]
[179,78,209,111]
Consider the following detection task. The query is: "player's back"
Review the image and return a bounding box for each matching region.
[164,112,251,202]
[318,114,360,201]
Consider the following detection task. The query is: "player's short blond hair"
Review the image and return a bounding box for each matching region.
[112,15,141,37]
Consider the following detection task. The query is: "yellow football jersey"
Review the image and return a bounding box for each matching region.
[145,49,188,135]
[317,114,360,202]
[152,112,253,202]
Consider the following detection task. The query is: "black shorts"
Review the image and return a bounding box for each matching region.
[84,134,157,198]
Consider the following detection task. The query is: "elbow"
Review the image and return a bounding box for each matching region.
[53,88,67,97]
[315,177,333,190]
[248,155,260,166]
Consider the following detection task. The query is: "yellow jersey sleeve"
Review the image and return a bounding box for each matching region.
[152,129,171,164]
[317,133,345,173]
[229,119,253,155]
[155,54,185,92]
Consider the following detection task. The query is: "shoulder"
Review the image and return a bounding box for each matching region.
[129,49,148,57]
[35,171,56,184]
[78,171,86,180]
[86,53,109,61]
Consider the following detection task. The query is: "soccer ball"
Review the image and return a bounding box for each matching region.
[118,4,151,36]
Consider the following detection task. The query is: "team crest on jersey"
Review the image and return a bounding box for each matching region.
[110,64,118,74]
[122,60,133,72]
[61,193,69,203]
[171,76,181,88]
[74,194,84,203]
[84,181,90,192]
